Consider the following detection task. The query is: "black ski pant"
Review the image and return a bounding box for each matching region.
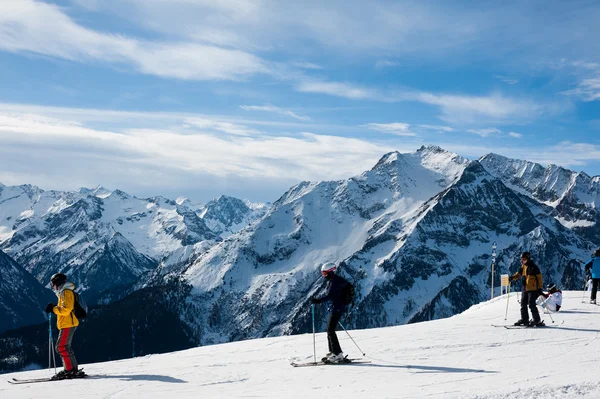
[327,312,343,355]
[520,291,541,323]
[591,279,600,301]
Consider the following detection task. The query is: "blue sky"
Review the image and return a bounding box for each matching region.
[0,0,599,203]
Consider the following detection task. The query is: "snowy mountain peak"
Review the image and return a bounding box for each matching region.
[78,185,113,198]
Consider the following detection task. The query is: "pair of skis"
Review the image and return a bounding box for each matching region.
[492,323,547,329]
[8,370,88,384]
[291,357,370,367]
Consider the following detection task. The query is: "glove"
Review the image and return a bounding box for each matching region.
[310,297,320,304]
[45,303,55,313]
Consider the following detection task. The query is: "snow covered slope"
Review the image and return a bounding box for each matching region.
[2,291,599,399]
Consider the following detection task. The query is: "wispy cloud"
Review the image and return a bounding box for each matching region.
[0,0,268,81]
[295,79,545,125]
[495,75,519,85]
[467,128,502,137]
[375,60,401,69]
[296,81,379,100]
[183,118,261,136]
[362,123,417,137]
[418,125,455,132]
[416,92,542,125]
[240,105,310,121]
[564,75,600,102]
[466,128,523,139]
[0,105,405,201]
[290,62,323,70]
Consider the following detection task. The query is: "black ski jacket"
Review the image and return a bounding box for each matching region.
[315,274,349,314]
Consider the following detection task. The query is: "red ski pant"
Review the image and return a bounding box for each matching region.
[56,327,78,371]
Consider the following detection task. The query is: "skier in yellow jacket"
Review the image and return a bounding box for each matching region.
[508,252,544,327]
[45,273,85,380]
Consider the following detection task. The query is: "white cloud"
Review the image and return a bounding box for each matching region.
[418,125,455,132]
[183,118,261,136]
[0,0,268,81]
[0,105,404,201]
[290,62,323,70]
[495,76,519,85]
[466,128,502,137]
[294,79,545,125]
[375,60,401,69]
[508,132,523,139]
[564,75,600,102]
[240,105,311,121]
[362,123,417,137]
[417,93,542,125]
[296,81,379,100]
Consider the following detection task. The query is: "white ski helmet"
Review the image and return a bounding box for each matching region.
[320,262,337,275]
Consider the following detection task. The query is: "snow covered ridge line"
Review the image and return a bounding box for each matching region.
[180,145,599,348]
[3,292,600,398]
[0,182,268,307]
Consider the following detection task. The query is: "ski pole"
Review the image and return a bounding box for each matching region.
[338,321,365,356]
[48,314,57,373]
[504,284,510,320]
[311,304,316,364]
[582,279,590,303]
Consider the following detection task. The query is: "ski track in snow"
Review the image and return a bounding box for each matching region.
[2,291,600,398]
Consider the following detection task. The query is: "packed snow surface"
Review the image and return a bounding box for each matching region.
[3,291,600,398]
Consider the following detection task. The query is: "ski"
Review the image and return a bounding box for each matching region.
[291,358,370,367]
[9,370,88,384]
[9,376,89,384]
[491,323,547,329]
[9,378,54,384]
[504,324,546,329]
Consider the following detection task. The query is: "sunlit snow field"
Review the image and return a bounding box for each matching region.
[3,291,600,399]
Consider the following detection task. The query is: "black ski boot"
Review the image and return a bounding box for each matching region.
[51,370,70,381]
[514,319,530,326]
[66,368,87,379]
[529,320,545,327]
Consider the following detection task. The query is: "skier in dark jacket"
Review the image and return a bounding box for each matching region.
[509,252,544,326]
[311,262,350,363]
[584,249,600,304]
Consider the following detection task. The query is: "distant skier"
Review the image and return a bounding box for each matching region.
[508,252,544,326]
[45,273,85,380]
[537,283,562,312]
[584,249,600,304]
[311,262,350,363]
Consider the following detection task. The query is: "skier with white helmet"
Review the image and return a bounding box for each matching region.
[311,262,352,363]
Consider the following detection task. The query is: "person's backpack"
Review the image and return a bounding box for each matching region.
[72,291,88,320]
[341,280,355,306]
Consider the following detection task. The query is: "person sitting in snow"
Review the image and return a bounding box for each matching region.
[537,283,562,312]
[311,262,351,363]
[584,249,600,304]
[508,251,544,327]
